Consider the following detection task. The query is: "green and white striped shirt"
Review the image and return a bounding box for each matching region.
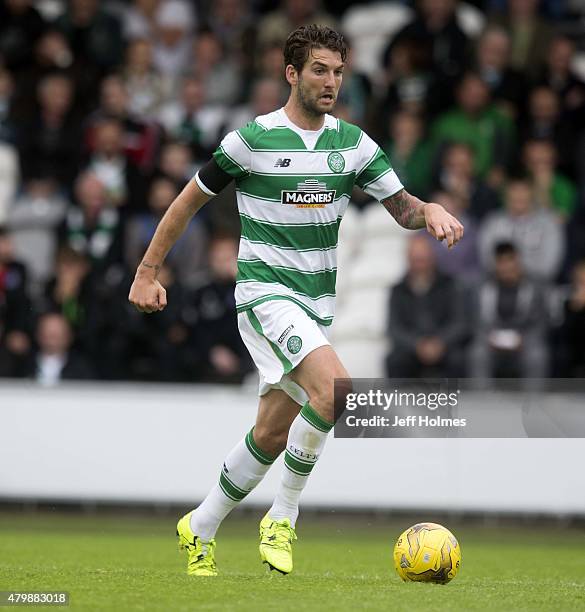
[195,108,403,326]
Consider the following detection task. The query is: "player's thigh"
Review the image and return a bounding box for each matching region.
[290,345,351,421]
[254,388,301,455]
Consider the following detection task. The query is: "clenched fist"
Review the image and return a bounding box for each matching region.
[128,275,167,313]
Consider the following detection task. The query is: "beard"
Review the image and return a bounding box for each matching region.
[296,77,333,118]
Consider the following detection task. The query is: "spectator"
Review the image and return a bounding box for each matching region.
[156,141,194,186]
[256,40,286,83]
[158,77,226,162]
[431,72,515,186]
[122,261,193,381]
[434,141,500,220]
[151,0,195,82]
[13,28,101,119]
[0,68,16,144]
[225,78,285,134]
[386,234,469,378]
[125,176,208,288]
[55,0,124,71]
[188,30,242,107]
[121,38,168,121]
[382,37,437,119]
[537,35,585,115]
[0,0,46,72]
[384,111,433,200]
[519,86,575,176]
[0,141,19,225]
[522,139,577,219]
[0,226,32,376]
[24,311,95,384]
[472,25,527,119]
[424,190,481,283]
[84,117,146,211]
[489,0,553,80]
[186,235,253,383]
[479,178,564,282]
[555,260,585,377]
[123,0,161,41]
[208,0,256,62]
[60,172,123,271]
[87,74,161,171]
[470,241,548,378]
[257,0,337,50]
[6,177,68,295]
[39,246,93,349]
[565,206,585,280]
[17,73,81,188]
[383,0,469,81]
[333,45,372,126]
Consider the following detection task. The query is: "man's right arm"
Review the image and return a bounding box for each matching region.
[128,178,211,313]
[129,128,247,313]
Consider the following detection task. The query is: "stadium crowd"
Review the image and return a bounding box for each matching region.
[0,0,584,384]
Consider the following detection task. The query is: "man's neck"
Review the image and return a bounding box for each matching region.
[283,99,325,131]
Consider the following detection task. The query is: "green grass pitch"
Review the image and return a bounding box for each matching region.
[1,512,584,611]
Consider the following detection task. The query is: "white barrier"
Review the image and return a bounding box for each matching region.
[1,381,583,515]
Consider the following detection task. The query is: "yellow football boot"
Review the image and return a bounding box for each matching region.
[176,512,218,576]
[259,513,297,574]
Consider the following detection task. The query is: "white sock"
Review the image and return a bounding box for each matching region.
[268,402,333,527]
[190,428,275,541]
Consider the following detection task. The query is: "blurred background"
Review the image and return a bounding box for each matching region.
[1,0,585,517]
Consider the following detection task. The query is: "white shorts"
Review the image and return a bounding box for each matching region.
[237,299,331,405]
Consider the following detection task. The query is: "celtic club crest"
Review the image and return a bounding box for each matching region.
[327,152,345,173]
[287,335,303,354]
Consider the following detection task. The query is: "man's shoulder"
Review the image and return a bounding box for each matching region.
[333,118,374,153]
[336,117,364,140]
[233,110,285,149]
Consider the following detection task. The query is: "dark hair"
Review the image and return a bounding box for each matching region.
[283,25,347,73]
[494,241,518,257]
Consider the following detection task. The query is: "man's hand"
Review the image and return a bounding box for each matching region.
[127,179,212,313]
[128,271,167,313]
[381,190,464,246]
[424,202,464,249]
[416,337,446,365]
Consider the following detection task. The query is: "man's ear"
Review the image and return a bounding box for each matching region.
[285,65,298,86]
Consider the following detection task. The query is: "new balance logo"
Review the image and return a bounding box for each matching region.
[274,158,291,167]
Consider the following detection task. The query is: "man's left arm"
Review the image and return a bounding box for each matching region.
[381,188,465,248]
[353,133,464,247]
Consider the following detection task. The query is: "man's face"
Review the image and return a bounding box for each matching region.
[495,253,521,285]
[445,145,474,177]
[37,314,72,355]
[294,47,344,118]
[506,182,533,216]
[407,236,435,277]
[457,75,489,114]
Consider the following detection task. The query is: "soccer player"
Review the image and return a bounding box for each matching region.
[129,25,464,576]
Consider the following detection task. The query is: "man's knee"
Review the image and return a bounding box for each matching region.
[308,370,350,423]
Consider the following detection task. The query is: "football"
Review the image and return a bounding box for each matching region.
[393,522,461,584]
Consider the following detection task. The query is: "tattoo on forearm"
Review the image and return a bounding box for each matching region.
[141,261,161,275]
[381,189,425,229]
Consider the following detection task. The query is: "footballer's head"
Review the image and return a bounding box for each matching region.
[283,25,347,118]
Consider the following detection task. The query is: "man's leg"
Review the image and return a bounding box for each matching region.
[259,346,349,573]
[178,389,299,575]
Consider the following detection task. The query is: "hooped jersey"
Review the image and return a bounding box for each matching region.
[195,108,403,326]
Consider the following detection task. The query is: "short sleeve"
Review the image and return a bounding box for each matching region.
[355,132,403,201]
[212,128,252,180]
